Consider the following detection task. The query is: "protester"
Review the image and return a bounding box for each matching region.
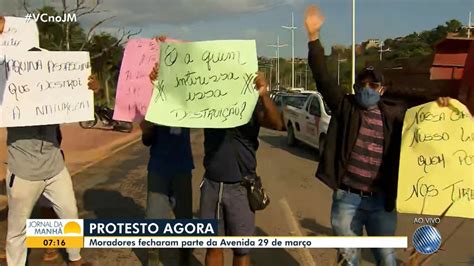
[199,72,283,266]
[1,15,100,266]
[304,5,451,266]
[0,15,60,264]
[144,44,195,265]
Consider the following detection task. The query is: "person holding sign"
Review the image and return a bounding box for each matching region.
[146,45,194,266]
[4,75,99,266]
[1,22,100,265]
[199,72,283,266]
[304,5,451,266]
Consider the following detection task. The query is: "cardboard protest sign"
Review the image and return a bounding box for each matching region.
[397,100,474,219]
[113,38,185,122]
[113,38,158,122]
[0,51,94,127]
[145,40,259,128]
[0,16,39,53]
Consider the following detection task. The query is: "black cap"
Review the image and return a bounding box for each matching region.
[356,66,384,84]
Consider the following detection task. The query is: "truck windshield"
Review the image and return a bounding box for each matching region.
[284,95,308,109]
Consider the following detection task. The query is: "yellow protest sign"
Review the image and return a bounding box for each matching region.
[397,100,474,219]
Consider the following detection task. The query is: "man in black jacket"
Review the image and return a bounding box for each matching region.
[304,5,450,266]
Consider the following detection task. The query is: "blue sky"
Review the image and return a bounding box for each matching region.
[1,0,473,57]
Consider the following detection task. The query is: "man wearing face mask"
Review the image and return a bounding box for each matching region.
[304,5,450,266]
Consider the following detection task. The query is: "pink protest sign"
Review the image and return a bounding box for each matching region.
[113,38,159,122]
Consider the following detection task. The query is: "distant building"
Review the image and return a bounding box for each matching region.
[285,58,307,64]
[362,39,380,50]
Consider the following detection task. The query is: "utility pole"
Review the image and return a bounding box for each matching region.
[282,12,297,89]
[269,63,273,90]
[337,54,348,86]
[351,0,356,92]
[467,11,473,39]
[305,64,309,90]
[268,35,288,90]
[378,40,391,61]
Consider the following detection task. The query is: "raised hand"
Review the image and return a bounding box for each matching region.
[304,5,325,41]
[87,74,101,93]
[0,16,5,34]
[436,97,451,107]
[154,35,168,43]
[149,65,158,83]
[254,72,268,97]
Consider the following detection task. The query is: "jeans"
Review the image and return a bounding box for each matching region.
[331,189,397,266]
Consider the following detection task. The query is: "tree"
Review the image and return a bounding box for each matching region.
[34,6,86,51]
[24,0,141,105]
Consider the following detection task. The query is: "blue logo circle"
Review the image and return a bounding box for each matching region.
[412,225,442,254]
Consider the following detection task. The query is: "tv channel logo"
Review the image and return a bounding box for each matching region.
[412,225,442,254]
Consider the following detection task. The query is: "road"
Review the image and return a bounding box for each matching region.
[1,128,472,265]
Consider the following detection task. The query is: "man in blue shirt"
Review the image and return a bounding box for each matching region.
[140,122,194,266]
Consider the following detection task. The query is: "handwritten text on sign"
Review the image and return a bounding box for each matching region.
[113,38,158,122]
[145,40,259,128]
[397,100,474,219]
[0,51,94,127]
[113,38,182,122]
[0,16,39,53]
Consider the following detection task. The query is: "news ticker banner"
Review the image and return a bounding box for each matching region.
[26,219,407,249]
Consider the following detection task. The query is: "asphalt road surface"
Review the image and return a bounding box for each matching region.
[1,128,472,266]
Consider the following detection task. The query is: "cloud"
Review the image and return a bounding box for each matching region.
[81,0,299,27]
[0,0,23,16]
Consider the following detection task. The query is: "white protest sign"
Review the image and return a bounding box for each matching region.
[0,16,39,54]
[0,51,94,127]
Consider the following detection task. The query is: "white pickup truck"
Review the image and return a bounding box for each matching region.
[283,91,332,154]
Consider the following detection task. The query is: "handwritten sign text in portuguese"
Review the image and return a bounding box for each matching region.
[145,40,259,128]
[397,100,474,219]
[0,51,94,127]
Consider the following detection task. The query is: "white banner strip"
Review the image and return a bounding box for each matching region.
[84,236,408,249]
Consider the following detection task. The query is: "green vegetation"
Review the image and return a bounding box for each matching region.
[30,2,138,106]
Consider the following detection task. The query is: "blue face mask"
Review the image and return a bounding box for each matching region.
[355,87,380,109]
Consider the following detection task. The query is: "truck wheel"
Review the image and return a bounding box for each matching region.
[287,124,297,146]
[318,134,326,159]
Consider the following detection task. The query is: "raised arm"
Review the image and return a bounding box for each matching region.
[255,72,284,131]
[305,5,345,112]
[0,16,5,34]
